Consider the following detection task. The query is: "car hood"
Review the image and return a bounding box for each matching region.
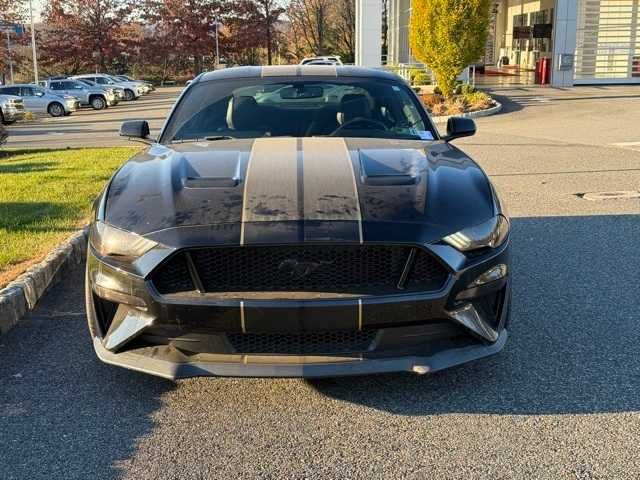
[115,81,141,88]
[104,137,496,247]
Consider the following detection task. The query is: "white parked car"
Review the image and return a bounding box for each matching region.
[71,74,144,101]
[299,56,343,66]
[0,94,25,124]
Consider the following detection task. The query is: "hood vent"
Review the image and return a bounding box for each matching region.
[358,148,426,186]
[178,151,242,189]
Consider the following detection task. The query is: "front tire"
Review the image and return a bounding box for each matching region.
[124,89,135,101]
[90,95,106,110]
[48,102,65,117]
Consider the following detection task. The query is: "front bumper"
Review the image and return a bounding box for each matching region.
[1,106,25,122]
[93,330,508,379]
[64,100,79,113]
[106,94,119,106]
[86,242,511,379]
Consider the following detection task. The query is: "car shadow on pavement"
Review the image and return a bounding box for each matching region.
[0,267,175,480]
[310,214,640,416]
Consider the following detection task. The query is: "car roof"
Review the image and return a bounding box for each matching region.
[0,83,39,88]
[198,65,400,83]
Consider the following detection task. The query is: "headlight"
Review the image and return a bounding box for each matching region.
[90,221,157,261]
[442,215,509,252]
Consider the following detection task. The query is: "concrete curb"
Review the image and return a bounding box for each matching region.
[0,228,88,335]
[431,101,503,124]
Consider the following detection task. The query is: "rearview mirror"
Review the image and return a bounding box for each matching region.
[120,120,151,142]
[445,117,476,141]
[279,85,323,99]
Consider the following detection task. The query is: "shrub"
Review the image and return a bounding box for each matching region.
[430,101,447,116]
[464,91,493,110]
[460,83,476,95]
[410,0,492,97]
[421,93,445,109]
[412,72,431,86]
[434,82,463,95]
[445,97,468,115]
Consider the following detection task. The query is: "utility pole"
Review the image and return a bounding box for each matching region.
[4,29,13,84]
[28,0,39,83]
[214,20,220,68]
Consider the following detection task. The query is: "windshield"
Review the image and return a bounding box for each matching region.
[161,77,436,144]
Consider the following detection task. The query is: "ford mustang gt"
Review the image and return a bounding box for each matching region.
[86,65,511,379]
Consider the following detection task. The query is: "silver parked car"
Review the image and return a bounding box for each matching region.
[73,78,124,104]
[0,84,78,117]
[72,74,143,101]
[41,79,117,110]
[0,94,25,124]
[113,75,154,93]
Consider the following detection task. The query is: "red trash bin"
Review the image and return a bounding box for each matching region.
[540,57,550,85]
[535,59,542,84]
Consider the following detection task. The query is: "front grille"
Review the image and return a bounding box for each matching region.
[227,330,378,355]
[152,245,448,297]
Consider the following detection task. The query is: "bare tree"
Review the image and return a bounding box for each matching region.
[332,0,355,63]
[255,0,285,65]
[287,0,333,56]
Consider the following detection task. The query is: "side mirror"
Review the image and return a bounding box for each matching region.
[445,117,476,141]
[35,91,45,97]
[120,120,150,142]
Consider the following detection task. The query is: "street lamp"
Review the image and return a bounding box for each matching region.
[28,0,38,83]
[92,51,100,74]
[209,19,222,68]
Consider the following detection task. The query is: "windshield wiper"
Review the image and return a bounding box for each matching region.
[204,135,235,141]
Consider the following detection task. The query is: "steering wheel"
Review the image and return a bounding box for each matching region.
[330,117,388,136]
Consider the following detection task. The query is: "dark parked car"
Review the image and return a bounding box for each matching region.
[86,66,511,379]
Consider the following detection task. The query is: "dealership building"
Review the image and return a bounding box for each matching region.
[357,0,640,87]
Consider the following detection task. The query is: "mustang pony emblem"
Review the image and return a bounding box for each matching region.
[278,258,333,278]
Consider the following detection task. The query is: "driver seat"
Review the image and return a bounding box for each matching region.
[336,94,371,125]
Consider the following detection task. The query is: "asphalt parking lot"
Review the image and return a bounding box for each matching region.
[1,85,639,479]
[4,87,182,149]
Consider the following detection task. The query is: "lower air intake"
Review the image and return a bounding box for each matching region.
[227,330,378,355]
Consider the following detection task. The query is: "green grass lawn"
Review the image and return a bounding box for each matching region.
[0,147,139,286]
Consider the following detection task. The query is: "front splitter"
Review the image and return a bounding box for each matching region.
[93,330,508,380]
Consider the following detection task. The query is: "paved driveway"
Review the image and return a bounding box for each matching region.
[1,86,639,479]
[4,87,182,149]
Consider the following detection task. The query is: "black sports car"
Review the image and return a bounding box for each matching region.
[86,66,510,379]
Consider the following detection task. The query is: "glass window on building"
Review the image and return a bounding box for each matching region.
[575,0,640,83]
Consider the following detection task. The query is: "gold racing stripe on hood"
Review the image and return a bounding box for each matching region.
[241,137,363,244]
[240,137,299,245]
[301,137,363,243]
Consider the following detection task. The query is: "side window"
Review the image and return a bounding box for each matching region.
[397,88,426,130]
[96,78,107,84]
[21,87,34,96]
[50,82,64,90]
